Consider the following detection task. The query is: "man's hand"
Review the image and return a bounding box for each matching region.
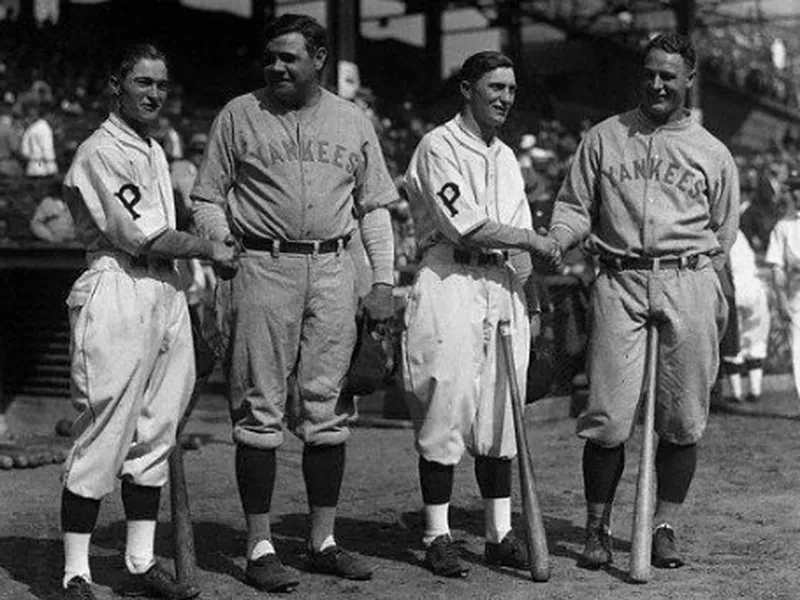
[211,234,241,280]
[362,283,394,323]
[528,233,562,268]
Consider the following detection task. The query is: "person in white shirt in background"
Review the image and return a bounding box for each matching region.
[21,102,57,177]
[766,170,800,415]
[722,192,771,404]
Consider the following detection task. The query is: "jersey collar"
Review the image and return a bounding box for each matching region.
[449,113,502,155]
[103,113,154,154]
[633,107,694,132]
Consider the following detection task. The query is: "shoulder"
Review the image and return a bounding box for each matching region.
[71,125,122,166]
[417,120,456,154]
[319,90,374,127]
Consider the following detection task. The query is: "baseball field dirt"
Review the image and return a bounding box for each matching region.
[1,383,798,600]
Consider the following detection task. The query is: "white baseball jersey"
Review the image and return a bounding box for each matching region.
[406,114,532,254]
[64,113,175,255]
[62,113,194,499]
[402,114,532,464]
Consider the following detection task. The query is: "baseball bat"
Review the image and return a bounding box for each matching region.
[498,319,550,582]
[629,321,659,583]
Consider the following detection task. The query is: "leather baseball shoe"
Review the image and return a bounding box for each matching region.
[651,524,684,568]
[245,553,300,593]
[578,523,612,569]
[425,534,469,578]
[63,576,96,600]
[124,563,200,599]
[306,545,374,580]
[485,531,529,569]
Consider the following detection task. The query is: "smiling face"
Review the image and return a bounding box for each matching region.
[462,67,516,137]
[640,48,694,125]
[263,32,326,108]
[111,58,168,132]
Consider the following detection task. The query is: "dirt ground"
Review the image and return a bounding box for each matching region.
[2,382,800,600]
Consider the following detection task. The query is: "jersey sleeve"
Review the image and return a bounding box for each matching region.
[708,145,740,268]
[190,107,236,240]
[352,117,397,215]
[64,146,167,255]
[548,133,599,250]
[405,133,489,242]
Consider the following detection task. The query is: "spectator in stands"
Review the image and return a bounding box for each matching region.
[766,170,800,414]
[20,101,57,178]
[29,190,76,244]
[0,102,22,177]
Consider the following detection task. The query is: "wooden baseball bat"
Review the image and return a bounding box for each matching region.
[629,321,659,584]
[169,313,218,583]
[498,319,550,582]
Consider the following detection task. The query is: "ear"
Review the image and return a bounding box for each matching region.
[109,75,121,98]
[460,79,472,102]
[313,47,328,73]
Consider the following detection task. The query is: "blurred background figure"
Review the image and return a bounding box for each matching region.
[154,114,183,161]
[29,185,75,244]
[721,192,771,404]
[765,170,800,415]
[0,101,23,178]
[20,101,57,178]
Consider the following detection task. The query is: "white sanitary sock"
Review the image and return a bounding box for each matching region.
[124,520,156,574]
[422,503,450,546]
[63,532,92,589]
[483,497,511,544]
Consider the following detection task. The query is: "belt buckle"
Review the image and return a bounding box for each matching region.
[652,257,660,271]
[271,240,280,258]
[311,240,320,259]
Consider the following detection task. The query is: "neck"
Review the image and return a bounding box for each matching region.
[461,109,496,145]
[115,110,150,141]
[272,84,322,112]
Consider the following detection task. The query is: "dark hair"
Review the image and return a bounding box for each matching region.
[459,51,514,86]
[263,14,328,58]
[645,32,696,71]
[112,43,169,81]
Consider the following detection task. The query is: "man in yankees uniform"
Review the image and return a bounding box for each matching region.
[547,32,738,571]
[402,51,559,578]
[191,14,396,592]
[59,44,237,600]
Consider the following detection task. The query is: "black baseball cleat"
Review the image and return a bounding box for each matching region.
[245,553,300,593]
[63,576,96,600]
[306,545,374,581]
[123,563,201,599]
[485,531,529,569]
[578,524,612,569]
[425,534,469,578]
[651,524,685,569]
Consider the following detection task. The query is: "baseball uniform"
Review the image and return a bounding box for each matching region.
[191,87,396,449]
[550,107,739,447]
[402,113,532,464]
[62,113,195,499]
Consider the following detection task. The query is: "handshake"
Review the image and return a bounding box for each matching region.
[208,234,242,280]
[528,230,563,268]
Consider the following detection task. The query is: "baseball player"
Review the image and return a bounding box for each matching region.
[548,32,739,571]
[765,170,800,414]
[191,14,396,593]
[402,51,559,578]
[59,43,236,600]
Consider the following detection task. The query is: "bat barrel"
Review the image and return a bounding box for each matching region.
[629,322,659,583]
[499,319,551,582]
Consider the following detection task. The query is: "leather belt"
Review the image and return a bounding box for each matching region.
[130,255,173,270]
[599,254,704,271]
[242,235,350,255]
[453,249,508,267]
